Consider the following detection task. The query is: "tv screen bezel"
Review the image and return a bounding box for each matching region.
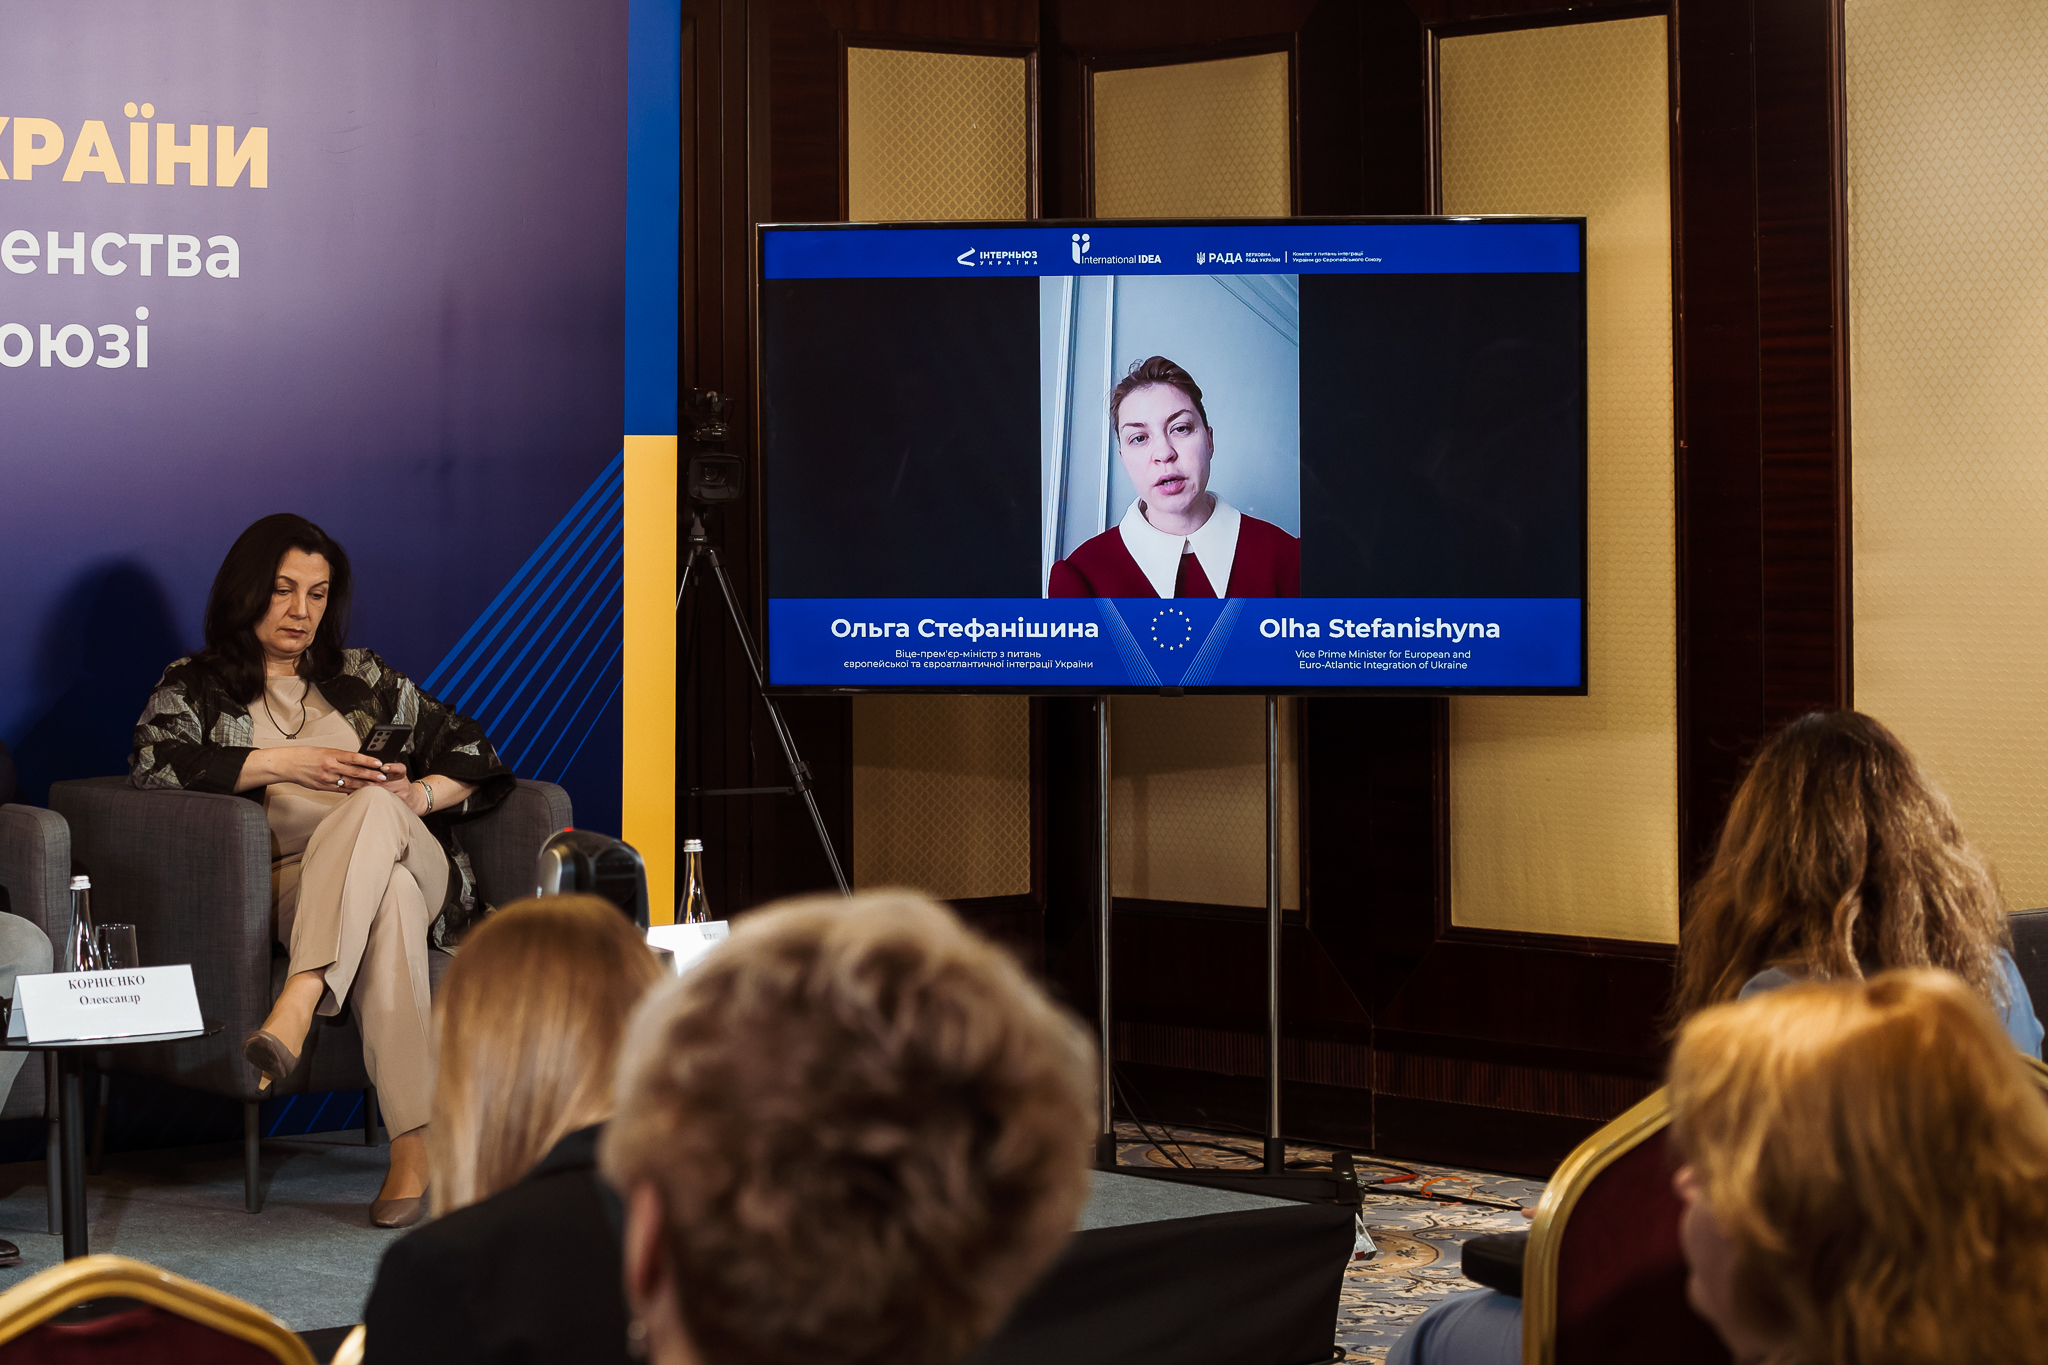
[749,214,1590,698]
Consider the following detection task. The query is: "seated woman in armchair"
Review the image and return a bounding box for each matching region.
[129,512,513,1226]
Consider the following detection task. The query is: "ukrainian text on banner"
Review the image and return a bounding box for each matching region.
[767,599,1582,689]
[0,0,640,835]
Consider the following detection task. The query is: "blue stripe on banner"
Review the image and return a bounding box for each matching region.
[423,452,622,695]
[553,667,626,782]
[511,608,622,772]
[498,567,624,751]
[452,465,624,714]
[626,0,681,435]
[427,458,627,789]
[468,521,622,723]
[504,579,624,771]
[533,635,626,778]
[1095,599,1162,687]
[443,466,619,713]
[468,523,618,720]
[261,1089,365,1139]
[1181,599,1244,688]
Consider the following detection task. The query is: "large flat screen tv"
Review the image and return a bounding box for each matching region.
[756,217,1586,695]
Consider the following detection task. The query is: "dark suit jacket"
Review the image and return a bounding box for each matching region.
[363,1124,631,1365]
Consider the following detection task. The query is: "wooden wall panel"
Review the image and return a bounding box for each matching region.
[1675,0,1848,876]
[1752,0,1849,723]
[683,0,856,916]
[1672,0,1767,875]
[818,0,1038,44]
[704,0,1852,1175]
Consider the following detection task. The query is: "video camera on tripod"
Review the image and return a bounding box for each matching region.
[679,389,849,900]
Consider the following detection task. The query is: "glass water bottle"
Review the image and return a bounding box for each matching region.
[68,875,102,972]
[680,839,711,924]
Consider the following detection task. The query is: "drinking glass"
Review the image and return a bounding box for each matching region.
[95,924,141,971]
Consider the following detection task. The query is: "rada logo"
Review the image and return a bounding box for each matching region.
[1071,232,1091,262]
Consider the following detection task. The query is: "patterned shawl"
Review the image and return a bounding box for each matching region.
[130,647,516,947]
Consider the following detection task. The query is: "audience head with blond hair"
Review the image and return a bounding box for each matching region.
[1673,710,2012,1022]
[1669,969,2048,1365]
[430,893,666,1214]
[601,890,1097,1365]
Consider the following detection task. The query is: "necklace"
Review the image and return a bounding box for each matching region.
[262,677,312,740]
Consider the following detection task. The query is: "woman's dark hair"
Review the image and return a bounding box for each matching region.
[1109,355,1209,436]
[1671,710,2008,1025]
[198,514,353,704]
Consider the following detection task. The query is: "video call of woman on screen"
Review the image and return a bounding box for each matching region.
[1047,355,1301,600]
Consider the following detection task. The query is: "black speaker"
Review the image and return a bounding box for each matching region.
[535,829,649,929]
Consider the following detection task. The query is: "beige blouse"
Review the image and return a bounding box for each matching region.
[248,678,360,862]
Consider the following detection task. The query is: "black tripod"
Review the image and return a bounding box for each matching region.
[679,508,851,897]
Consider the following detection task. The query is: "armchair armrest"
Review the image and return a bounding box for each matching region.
[460,780,572,910]
[0,804,67,1121]
[0,804,70,947]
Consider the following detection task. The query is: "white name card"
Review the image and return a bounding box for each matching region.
[9,965,204,1044]
[647,922,729,976]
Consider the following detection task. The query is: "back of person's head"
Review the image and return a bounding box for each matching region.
[1673,709,2007,1020]
[430,893,664,1215]
[1669,969,2048,1365]
[602,890,1096,1365]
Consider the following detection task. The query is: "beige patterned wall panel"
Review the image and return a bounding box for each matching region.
[847,47,1028,221]
[1439,17,1679,942]
[847,54,1033,898]
[1112,696,1300,909]
[1092,54,1299,908]
[1848,1,2048,907]
[1092,52,1290,219]
[852,696,1031,898]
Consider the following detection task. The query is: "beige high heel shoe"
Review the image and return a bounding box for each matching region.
[241,1029,299,1093]
[370,1188,430,1228]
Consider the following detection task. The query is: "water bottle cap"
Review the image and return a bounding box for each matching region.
[683,839,704,853]
[69,875,91,891]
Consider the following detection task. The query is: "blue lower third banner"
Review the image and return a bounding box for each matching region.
[767,599,1583,689]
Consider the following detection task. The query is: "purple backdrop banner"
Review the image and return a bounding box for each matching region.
[0,0,630,834]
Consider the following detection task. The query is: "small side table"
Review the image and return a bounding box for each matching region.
[0,1020,222,1259]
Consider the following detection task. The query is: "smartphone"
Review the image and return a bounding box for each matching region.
[362,723,414,759]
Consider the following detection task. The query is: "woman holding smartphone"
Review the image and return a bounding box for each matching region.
[129,512,513,1227]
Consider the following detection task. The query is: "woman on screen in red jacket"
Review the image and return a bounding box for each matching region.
[1047,356,1300,599]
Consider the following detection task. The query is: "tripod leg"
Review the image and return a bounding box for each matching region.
[703,552,852,895]
[676,544,702,611]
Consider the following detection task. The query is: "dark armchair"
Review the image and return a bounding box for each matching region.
[0,802,67,1232]
[47,777,571,1212]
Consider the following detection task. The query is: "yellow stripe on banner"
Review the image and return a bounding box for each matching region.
[623,437,678,924]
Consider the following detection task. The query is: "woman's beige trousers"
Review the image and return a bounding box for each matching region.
[273,786,445,1135]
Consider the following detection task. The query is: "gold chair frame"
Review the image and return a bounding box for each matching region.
[1522,1052,2048,1365]
[0,1254,315,1365]
[1518,1088,1672,1365]
[330,1323,365,1365]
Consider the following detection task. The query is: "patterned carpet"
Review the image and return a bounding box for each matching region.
[1111,1121,1545,1363]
